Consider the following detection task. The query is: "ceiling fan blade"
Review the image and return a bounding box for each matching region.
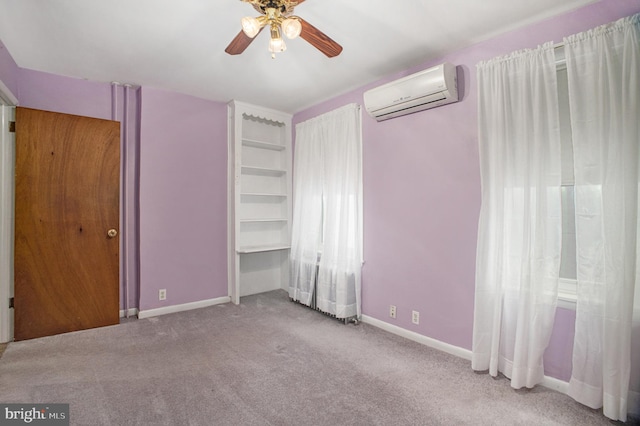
[299,18,343,58]
[225,28,263,55]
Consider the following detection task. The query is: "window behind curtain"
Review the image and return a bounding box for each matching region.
[557,62,578,300]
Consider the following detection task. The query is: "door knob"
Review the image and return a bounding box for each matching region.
[107,229,118,238]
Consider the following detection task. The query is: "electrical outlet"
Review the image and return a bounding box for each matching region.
[159,289,167,301]
[412,310,419,325]
[389,305,397,319]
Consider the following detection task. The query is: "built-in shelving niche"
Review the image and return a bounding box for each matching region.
[228,101,292,304]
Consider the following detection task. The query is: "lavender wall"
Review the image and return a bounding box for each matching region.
[2,0,638,396]
[18,69,112,119]
[0,41,19,100]
[138,87,227,311]
[1,52,229,314]
[15,69,141,312]
[293,0,640,385]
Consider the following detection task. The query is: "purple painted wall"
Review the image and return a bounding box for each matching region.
[2,53,229,314]
[1,58,228,313]
[138,87,228,311]
[0,40,19,99]
[543,307,576,382]
[293,0,640,385]
[2,0,638,396]
[3,66,142,311]
[18,69,112,119]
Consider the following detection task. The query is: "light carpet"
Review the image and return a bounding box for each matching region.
[0,290,628,425]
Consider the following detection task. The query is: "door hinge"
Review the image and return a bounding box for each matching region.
[9,297,14,309]
[9,121,15,133]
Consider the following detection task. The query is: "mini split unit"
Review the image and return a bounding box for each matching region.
[363,62,459,122]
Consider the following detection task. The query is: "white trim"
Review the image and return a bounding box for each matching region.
[360,315,592,402]
[119,308,139,318]
[0,105,15,343]
[137,296,231,319]
[557,298,577,310]
[557,272,577,309]
[0,78,17,343]
[228,101,242,305]
[0,79,18,106]
[540,375,570,394]
[361,315,472,361]
[557,279,577,310]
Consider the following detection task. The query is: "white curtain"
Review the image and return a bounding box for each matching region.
[289,104,363,319]
[472,43,562,389]
[289,122,324,306]
[564,14,640,422]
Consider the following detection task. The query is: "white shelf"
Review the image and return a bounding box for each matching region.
[237,244,291,254]
[240,218,288,223]
[242,138,286,151]
[241,165,287,176]
[229,101,292,305]
[240,192,287,198]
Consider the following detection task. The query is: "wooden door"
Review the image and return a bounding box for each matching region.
[14,107,120,341]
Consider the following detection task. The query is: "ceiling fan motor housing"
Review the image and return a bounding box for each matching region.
[258,1,289,14]
[249,1,305,18]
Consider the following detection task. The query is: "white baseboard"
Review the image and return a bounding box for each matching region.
[540,375,570,394]
[360,315,473,361]
[360,315,579,398]
[138,296,231,319]
[119,308,139,318]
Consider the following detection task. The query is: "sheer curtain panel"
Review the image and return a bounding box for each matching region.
[473,43,562,389]
[289,104,363,319]
[564,14,640,422]
[289,123,324,306]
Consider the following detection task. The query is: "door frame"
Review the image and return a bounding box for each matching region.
[0,79,18,343]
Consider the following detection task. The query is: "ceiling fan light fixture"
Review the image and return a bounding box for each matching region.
[225,0,343,58]
[268,25,286,56]
[281,17,302,39]
[268,37,286,53]
[241,16,262,38]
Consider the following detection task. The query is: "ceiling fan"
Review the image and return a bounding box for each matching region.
[225,0,343,58]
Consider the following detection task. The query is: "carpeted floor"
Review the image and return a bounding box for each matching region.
[0,290,632,425]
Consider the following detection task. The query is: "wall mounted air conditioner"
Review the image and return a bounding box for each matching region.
[363,62,459,122]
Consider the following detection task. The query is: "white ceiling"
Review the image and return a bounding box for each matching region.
[0,0,596,114]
